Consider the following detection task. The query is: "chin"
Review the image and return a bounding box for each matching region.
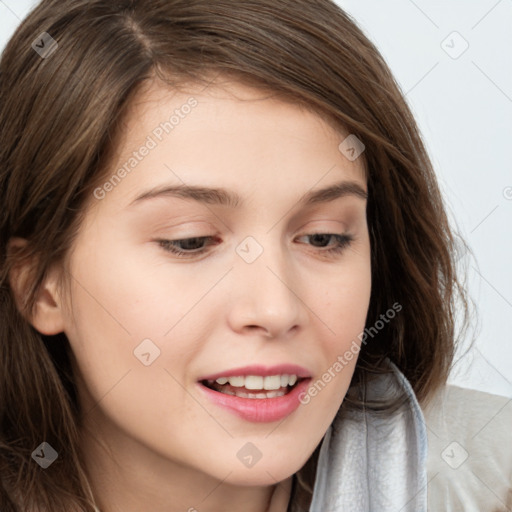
[216,458,302,487]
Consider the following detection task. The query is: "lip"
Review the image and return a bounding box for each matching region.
[198,364,312,381]
[197,377,312,423]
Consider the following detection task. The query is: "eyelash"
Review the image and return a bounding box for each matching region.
[156,232,355,258]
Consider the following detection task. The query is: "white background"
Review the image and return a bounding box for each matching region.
[1,0,511,397]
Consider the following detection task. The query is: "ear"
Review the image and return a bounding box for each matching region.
[8,237,66,335]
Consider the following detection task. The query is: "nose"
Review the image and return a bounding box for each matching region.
[226,241,307,339]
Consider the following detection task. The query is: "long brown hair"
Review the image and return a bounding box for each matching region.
[0,0,471,510]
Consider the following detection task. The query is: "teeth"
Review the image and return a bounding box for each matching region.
[244,376,264,390]
[226,376,244,387]
[214,374,299,390]
[263,375,282,390]
[234,390,287,399]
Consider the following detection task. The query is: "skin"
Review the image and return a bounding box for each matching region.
[17,77,371,512]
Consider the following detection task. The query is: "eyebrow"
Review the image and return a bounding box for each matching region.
[128,180,367,209]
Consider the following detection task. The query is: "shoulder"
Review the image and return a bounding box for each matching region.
[422,385,512,512]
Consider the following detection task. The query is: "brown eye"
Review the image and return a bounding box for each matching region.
[157,236,217,257]
[296,233,355,255]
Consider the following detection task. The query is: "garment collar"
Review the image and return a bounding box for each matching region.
[309,359,428,512]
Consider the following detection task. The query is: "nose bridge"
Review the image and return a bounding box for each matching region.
[228,233,305,337]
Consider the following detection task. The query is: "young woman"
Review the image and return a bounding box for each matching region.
[0,1,470,511]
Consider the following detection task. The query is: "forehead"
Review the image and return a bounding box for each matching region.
[89,76,367,216]
[120,76,360,162]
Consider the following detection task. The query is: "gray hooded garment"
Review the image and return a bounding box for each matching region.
[308,359,428,512]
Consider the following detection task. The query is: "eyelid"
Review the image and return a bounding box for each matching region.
[294,216,352,232]
[154,217,355,241]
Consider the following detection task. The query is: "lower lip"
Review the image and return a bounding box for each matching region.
[198,379,311,423]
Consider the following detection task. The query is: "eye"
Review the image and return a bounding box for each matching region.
[156,236,217,257]
[295,233,355,255]
[156,232,354,259]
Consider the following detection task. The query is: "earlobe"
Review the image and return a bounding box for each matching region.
[7,237,66,335]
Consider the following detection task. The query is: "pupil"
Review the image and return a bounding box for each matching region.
[183,237,204,250]
[311,234,330,247]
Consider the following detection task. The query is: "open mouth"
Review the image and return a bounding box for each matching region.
[200,374,307,399]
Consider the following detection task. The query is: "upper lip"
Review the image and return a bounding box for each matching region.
[198,364,312,382]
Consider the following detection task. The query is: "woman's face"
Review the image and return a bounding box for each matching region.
[58,78,371,486]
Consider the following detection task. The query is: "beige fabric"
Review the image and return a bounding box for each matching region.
[423,385,512,512]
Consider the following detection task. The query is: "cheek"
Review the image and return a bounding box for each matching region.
[321,253,372,343]
[303,255,371,404]
[62,255,203,453]
[63,235,220,409]
[66,230,206,340]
